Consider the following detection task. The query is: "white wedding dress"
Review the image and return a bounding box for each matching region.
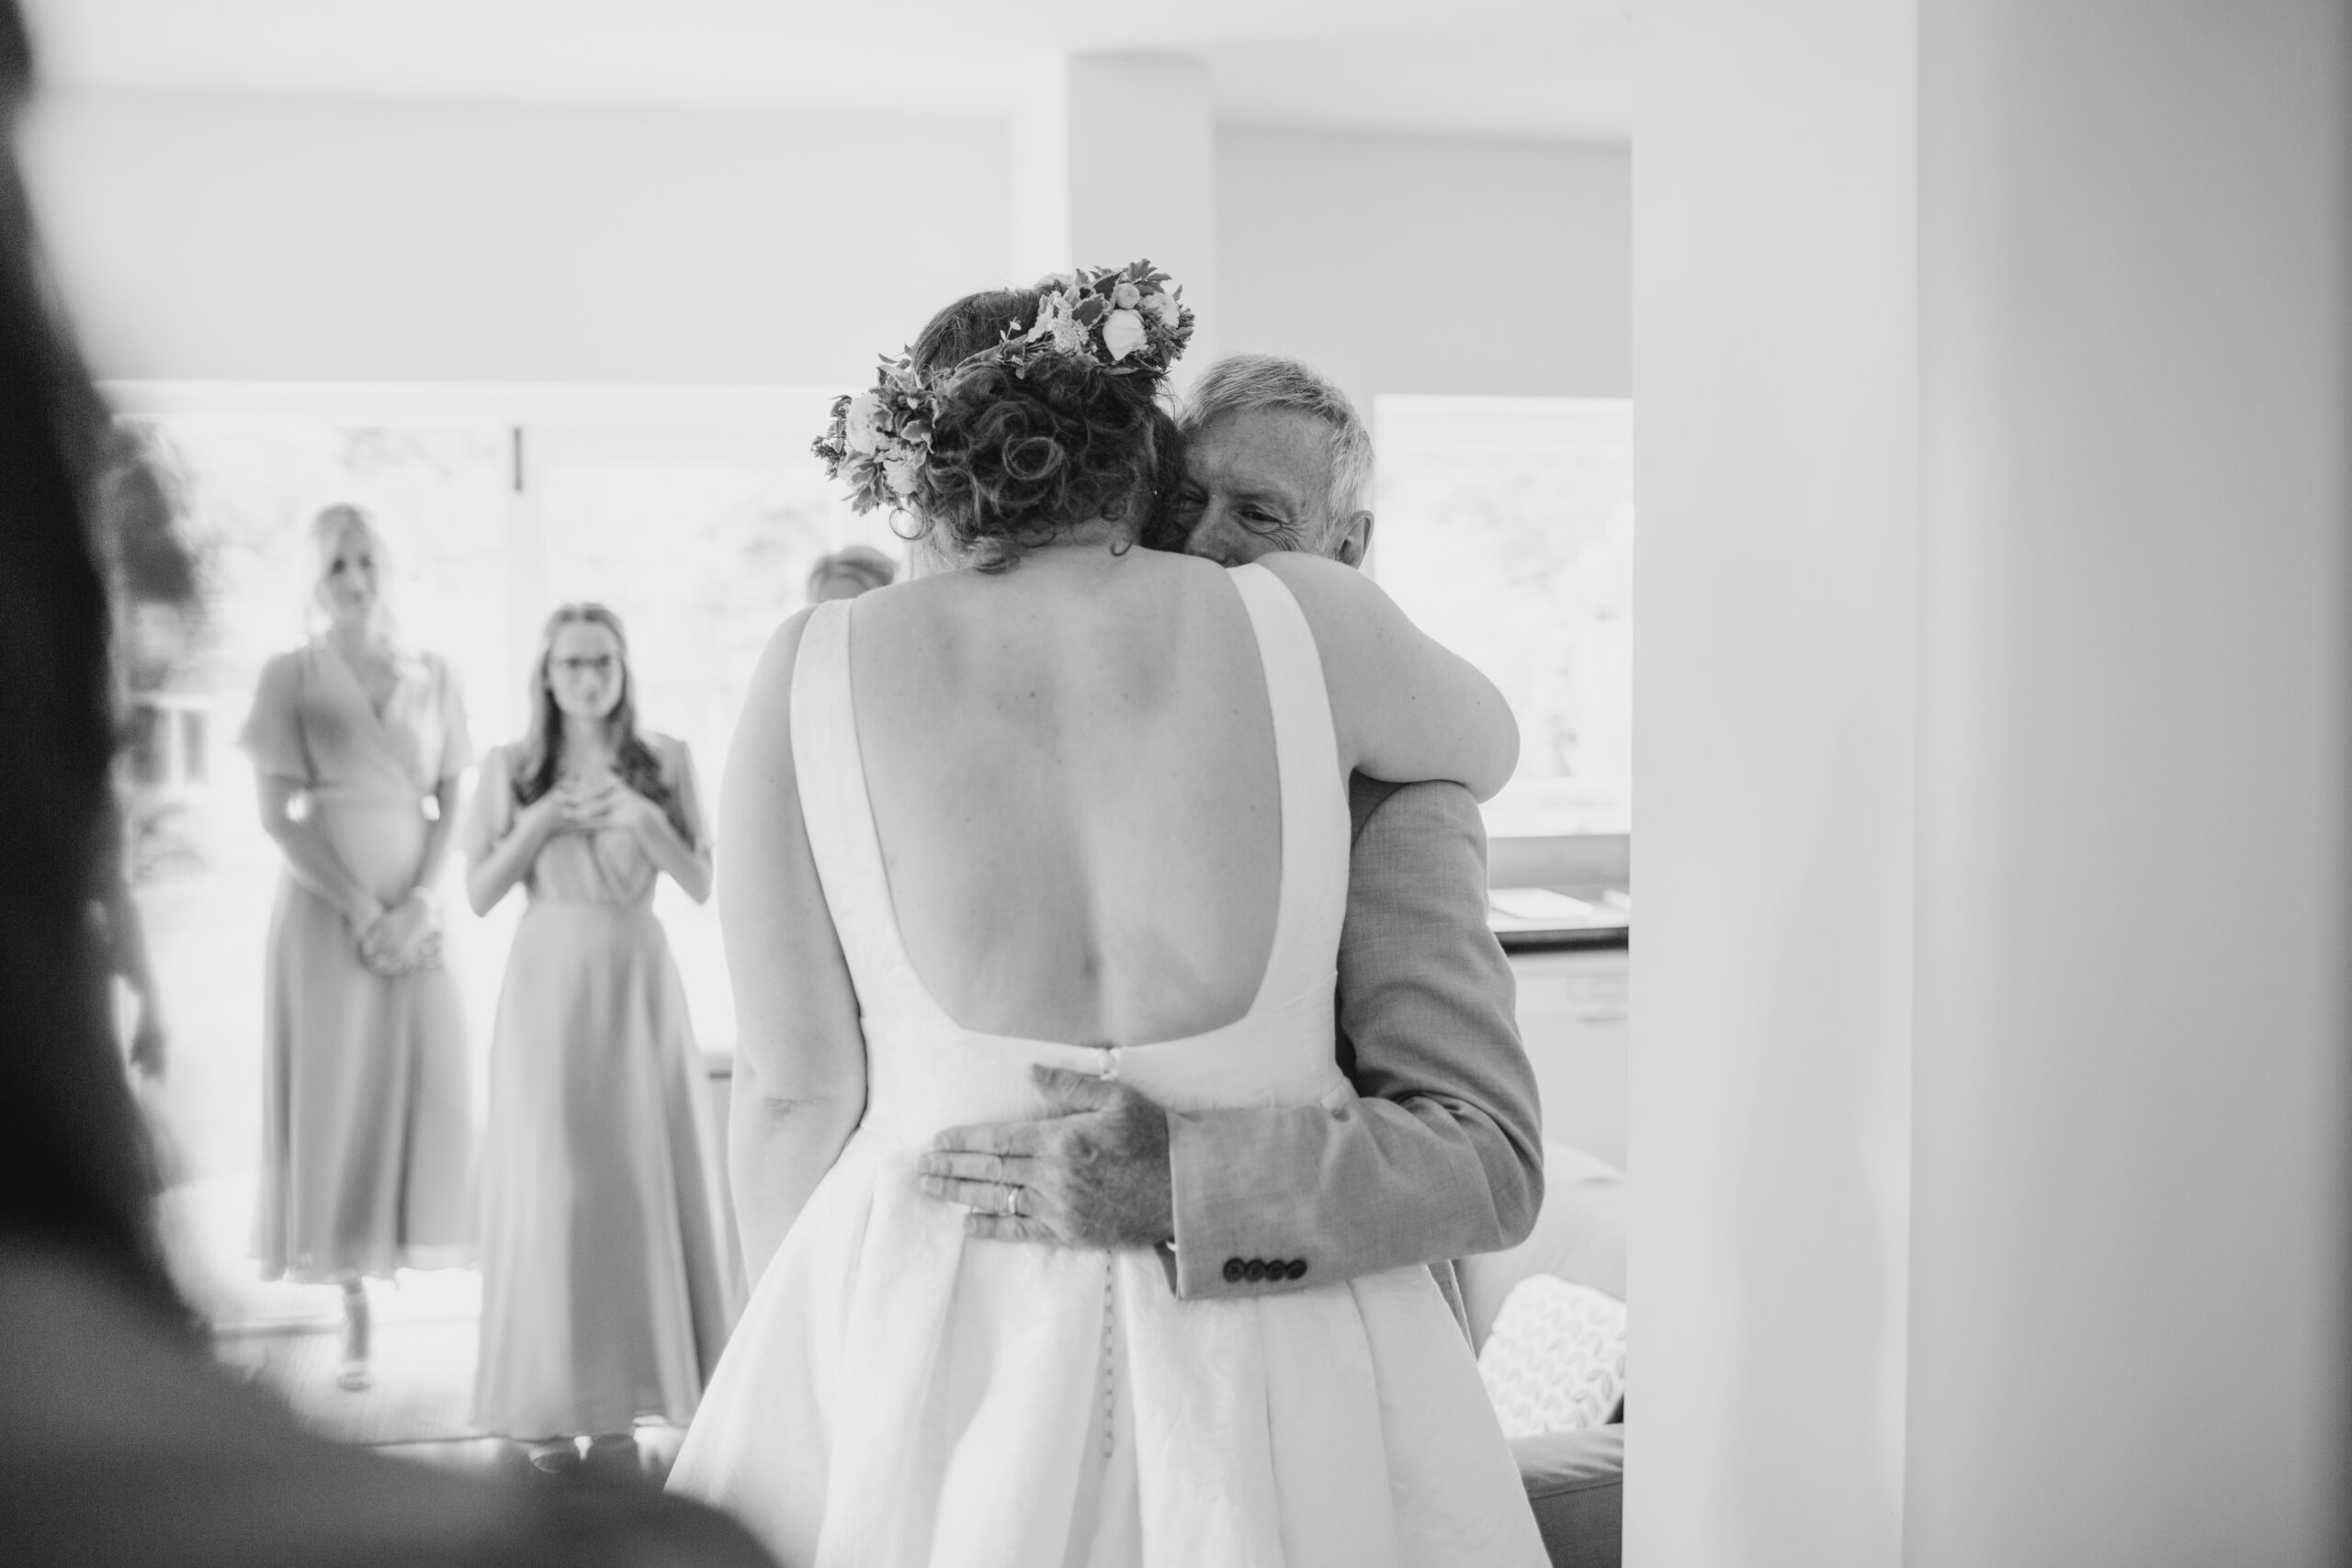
[669,563,1545,1568]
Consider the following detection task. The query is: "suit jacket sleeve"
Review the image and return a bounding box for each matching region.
[1162,777,1545,1299]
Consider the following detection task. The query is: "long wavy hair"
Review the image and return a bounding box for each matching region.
[512,603,692,842]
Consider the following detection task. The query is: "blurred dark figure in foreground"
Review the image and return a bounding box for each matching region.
[0,6,774,1562]
[90,778,169,1076]
[89,426,189,1078]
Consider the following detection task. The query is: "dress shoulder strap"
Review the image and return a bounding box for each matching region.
[1227,562,1352,1011]
[788,601,946,1026]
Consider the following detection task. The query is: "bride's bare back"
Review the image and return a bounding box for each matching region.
[852,544,1283,1047]
[718,528,1512,1270]
[840,534,1521,1047]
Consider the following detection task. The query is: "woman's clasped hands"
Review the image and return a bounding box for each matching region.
[549,773,668,841]
[357,890,442,977]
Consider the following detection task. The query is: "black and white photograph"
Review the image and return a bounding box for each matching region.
[1,3,2346,1566]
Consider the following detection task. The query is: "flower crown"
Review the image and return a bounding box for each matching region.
[813,260,1195,515]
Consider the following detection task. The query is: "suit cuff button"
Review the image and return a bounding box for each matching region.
[1287,1259,1308,1280]
[1243,1259,1268,1282]
[1222,1258,1246,1283]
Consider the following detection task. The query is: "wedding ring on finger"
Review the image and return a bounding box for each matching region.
[1002,1186,1024,1219]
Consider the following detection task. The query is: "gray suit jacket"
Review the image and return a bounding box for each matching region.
[1161,774,1545,1301]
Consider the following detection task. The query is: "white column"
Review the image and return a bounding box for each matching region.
[1639,3,2352,1564]
[1907,5,2352,1563]
[1630,3,1920,1564]
[1007,53,1216,372]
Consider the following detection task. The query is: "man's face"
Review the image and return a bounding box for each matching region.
[1175,408,1370,568]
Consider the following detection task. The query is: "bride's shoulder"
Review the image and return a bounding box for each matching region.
[1244,549,1400,638]
[1247,549,1358,592]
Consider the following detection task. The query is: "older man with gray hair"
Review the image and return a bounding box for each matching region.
[1176,353,1378,569]
[924,349,1544,1325]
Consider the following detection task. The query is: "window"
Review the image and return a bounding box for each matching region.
[527,420,907,1049]
[120,415,512,1232]
[109,384,895,1328]
[1371,396,1634,841]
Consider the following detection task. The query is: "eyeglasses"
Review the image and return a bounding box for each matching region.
[553,655,617,678]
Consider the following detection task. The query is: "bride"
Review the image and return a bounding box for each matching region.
[669,263,1546,1567]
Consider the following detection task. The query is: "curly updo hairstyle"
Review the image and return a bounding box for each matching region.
[904,288,1186,572]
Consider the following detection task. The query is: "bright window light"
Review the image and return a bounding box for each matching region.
[1372,395,1633,840]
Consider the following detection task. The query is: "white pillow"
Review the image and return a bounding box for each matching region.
[1476,1273,1627,1438]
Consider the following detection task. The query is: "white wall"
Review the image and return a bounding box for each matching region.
[1063,56,1217,368]
[1907,4,2352,1562]
[1630,2,1918,1564]
[21,88,1010,387]
[23,93,1624,415]
[1638,2,2352,1564]
[1215,126,1629,416]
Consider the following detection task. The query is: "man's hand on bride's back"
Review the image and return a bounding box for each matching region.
[918,1066,1175,1250]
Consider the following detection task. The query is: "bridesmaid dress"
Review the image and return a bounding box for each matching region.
[240,638,477,1282]
[467,738,739,1439]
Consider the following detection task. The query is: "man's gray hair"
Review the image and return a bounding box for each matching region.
[1182,354,1375,530]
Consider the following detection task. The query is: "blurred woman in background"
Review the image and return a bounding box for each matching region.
[804,543,897,603]
[466,604,734,1474]
[241,502,478,1390]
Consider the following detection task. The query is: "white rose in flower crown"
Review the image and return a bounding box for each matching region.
[1146,291,1182,329]
[1101,309,1147,363]
[882,452,922,500]
[843,391,888,455]
[1112,281,1142,309]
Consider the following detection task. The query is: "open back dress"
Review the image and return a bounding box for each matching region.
[668,563,1544,1567]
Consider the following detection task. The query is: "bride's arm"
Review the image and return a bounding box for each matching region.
[722,610,868,1282]
[1256,552,1521,802]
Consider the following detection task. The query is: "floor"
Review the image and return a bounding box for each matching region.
[185,1181,687,1486]
[217,1313,480,1446]
[215,1313,690,1485]
[383,1427,690,1485]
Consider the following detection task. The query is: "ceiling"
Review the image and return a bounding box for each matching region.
[19,0,1633,143]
